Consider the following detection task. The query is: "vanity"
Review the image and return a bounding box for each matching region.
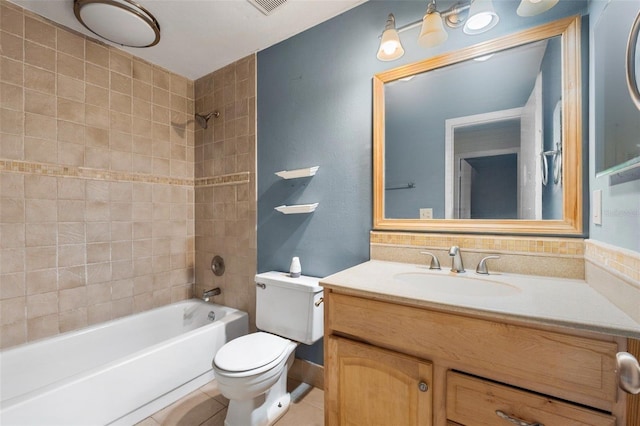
[321,260,640,426]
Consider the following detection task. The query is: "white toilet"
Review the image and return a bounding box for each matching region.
[212,271,323,426]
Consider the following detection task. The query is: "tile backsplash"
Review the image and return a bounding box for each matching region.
[370,231,586,279]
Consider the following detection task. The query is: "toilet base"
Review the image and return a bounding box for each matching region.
[223,354,293,426]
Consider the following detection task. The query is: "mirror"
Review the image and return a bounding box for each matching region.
[595,1,640,177]
[373,16,583,235]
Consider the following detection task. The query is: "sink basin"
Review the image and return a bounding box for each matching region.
[393,272,520,297]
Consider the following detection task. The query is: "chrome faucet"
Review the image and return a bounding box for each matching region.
[202,287,221,302]
[448,246,465,273]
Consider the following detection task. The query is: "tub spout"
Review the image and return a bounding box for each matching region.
[202,287,221,302]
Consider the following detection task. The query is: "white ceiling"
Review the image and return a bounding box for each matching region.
[9,0,367,80]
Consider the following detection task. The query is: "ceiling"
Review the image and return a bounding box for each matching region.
[9,0,367,80]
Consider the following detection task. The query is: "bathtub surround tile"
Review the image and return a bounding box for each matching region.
[1,2,254,350]
[26,268,57,295]
[26,291,58,319]
[1,320,27,348]
[27,313,58,340]
[59,308,88,333]
[0,272,26,299]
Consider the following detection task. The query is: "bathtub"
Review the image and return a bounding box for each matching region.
[0,299,248,426]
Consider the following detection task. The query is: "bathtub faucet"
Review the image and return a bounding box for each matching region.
[202,287,221,302]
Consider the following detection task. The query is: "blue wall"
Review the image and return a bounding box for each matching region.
[589,0,640,252]
[257,0,588,364]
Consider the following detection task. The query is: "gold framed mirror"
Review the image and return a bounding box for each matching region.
[373,16,582,235]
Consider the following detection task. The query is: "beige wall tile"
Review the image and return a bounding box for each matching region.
[85,105,110,128]
[0,272,26,300]
[1,57,23,86]
[24,41,55,71]
[0,133,24,159]
[2,30,24,61]
[58,265,86,290]
[56,28,84,59]
[27,291,58,318]
[1,82,23,111]
[25,112,56,140]
[1,107,24,135]
[57,75,84,102]
[57,98,85,123]
[25,246,56,271]
[24,65,55,94]
[59,286,87,312]
[57,52,84,80]
[86,40,109,67]
[110,51,132,76]
[24,16,55,48]
[57,119,85,145]
[25,223,57,246]
[26,268,58,295]
[1,4,24,36]
[86,63,109,88]
[59,308,87,332]
[24,137,56,162]
[27,314,59,340]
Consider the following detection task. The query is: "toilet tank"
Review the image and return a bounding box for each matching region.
[255,271,323,345]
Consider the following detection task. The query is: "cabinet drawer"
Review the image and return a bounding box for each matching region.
[446,371,616,426]
[326,292,618,410]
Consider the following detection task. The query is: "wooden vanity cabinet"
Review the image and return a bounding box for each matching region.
[324,289,628,426]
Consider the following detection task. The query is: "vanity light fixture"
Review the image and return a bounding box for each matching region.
[73,0,161,48]
[516,0,560,17]
[377,14,405,61]
[377,0,499,61]
[418,1,448,48]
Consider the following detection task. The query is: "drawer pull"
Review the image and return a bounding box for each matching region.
[418,381,429,392]
[496,410,544,426]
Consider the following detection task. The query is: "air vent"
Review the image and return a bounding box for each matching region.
[247,0,287,15]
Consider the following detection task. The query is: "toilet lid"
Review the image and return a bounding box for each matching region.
[214,332,291,372]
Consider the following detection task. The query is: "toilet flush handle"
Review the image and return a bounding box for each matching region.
[256,283,266,289]
[315,297,324,307]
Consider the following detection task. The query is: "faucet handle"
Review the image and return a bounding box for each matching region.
[420,251,441,270]
[476,255,500,275]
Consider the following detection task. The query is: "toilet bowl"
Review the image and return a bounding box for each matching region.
[214,332,298,426]
[211,272,323,426]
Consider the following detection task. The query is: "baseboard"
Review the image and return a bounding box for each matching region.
[289,358,324,390]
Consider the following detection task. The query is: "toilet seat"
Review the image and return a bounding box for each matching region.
[214,332,294,377]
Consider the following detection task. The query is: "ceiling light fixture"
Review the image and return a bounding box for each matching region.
[516,0,560,17]
[377,0,502,61]
[73,0,161,48]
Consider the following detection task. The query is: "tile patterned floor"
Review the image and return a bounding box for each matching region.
[136,379,324,426]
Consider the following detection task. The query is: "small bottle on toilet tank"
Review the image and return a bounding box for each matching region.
[289,257,301,278]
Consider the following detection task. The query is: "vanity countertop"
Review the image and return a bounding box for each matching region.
[321,260,640,339]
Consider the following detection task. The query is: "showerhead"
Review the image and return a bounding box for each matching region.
[194,111,219,129]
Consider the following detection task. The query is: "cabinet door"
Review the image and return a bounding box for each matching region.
[326,336,432,426]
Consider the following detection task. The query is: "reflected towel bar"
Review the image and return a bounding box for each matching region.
[385,182,416,190]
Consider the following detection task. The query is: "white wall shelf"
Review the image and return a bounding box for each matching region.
[274,203,319,214]
[275,166,319,179]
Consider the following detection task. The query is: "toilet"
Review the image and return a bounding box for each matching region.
[212,271,323,426]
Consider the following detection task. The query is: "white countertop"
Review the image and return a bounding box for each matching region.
[321,260,640,339]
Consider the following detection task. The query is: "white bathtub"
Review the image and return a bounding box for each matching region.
[0,299,248,426]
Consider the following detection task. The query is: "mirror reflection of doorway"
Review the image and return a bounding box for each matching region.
[457,153,518,219]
